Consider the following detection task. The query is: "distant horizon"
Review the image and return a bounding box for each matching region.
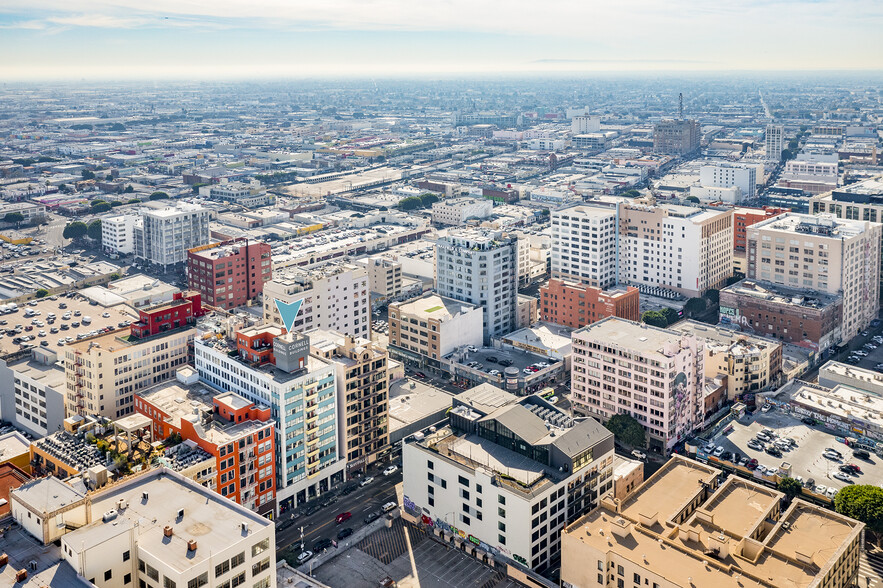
[2,68,883,84]
[2,0,881,81]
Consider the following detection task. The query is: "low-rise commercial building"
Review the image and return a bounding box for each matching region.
[720,280,843,353]
[671,320,783,400]
[11,468,276,588]
[561,455,863,588]
[540,279,639,328]
[388,292,483,371]
[431,197,494,226]
[571,317,705,454]
[403,384,614,573]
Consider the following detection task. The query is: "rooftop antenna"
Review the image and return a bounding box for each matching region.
[678,93,684,120]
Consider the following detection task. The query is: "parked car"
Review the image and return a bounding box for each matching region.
[313,538,333,552]
[853,449,871,460]
[364,512,380,524]
[414,372,427,379]
[381,502,397,513]
[826,448,843,458]
[498,359,513,367]
[823,452,841,461]
[631,450,647,460]
[833,471,853,483]
[296,551,314,565]
[712,446,724,457]
[337,527,353,540]
[486,356,498,363]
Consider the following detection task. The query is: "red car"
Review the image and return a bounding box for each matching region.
[414,372,427,379]
[746,459,758,470]
[335,512,352,525]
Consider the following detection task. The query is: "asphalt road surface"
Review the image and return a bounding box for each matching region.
[276,469,402,553]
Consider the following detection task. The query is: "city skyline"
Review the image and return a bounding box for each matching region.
[1,0,882,79]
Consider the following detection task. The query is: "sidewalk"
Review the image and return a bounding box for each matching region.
[302,513,395,573]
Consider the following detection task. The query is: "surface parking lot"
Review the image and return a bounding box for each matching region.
[711,408,882,497]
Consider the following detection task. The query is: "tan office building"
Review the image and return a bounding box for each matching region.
[747,213,881,341]
[561,455,864,588]
[670,320,782,400]
[64,328,194,419]
[308,329,390,474]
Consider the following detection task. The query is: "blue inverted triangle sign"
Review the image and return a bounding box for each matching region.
[274,298,303,333]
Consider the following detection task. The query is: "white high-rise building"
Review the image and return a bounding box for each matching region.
[435,228,518,340]
[765,124,784,161]
[263,262,371,339]
[134,203,210,269]
[747,213,882,341]
[551,202,733,298]
[699,162,757,199]
[550,205,618,288]
[102,214,140,255]
[571,115,601,134]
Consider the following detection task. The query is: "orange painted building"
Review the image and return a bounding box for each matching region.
[135,378,277,517]
[733,206,788,251]
[236,324,284,366]
[540,279,640,329]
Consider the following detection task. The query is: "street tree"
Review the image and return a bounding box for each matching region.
[606,414,647,448]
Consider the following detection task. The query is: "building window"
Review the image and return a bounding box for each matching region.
[123,550,130,562]
[458,475,469,487]
[105,570,113,581]
[124,573,132,585]
[461,514,470,525]
[163,578,176,588]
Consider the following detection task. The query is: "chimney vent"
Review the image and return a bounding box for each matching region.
[164,526,173,538]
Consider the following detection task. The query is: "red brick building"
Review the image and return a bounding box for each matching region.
[187,238,272,309]
[135,380,276,516]
[130,291,204,339]
[540,279,640,329]
[733,207,788,251]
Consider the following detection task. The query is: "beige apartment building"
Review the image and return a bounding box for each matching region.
[64,327,194,419]
[671,320,782,400]
[308,329,390,474]
[746,213,881,341]
[561,455,864,588]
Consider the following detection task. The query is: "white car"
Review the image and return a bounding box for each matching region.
[382,465,398,476]
[631,450,647,460]
[712,446,724,457]
[359,476,374,487]
[102,312,110,318]
[296,551,313,565]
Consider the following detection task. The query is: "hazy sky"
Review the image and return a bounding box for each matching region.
[1,0,881,79]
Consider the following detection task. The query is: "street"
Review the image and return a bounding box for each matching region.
[276,468,402,553]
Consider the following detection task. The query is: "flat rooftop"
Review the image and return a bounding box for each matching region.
[77,468,272,574]
[721,280,840,309]
[670,320,777,355]
[563,455,864,588]
[138,380,270,445]
[619,456,717,523]
[0,431,33,461]
[393,293,479,322]
[500,323,573,355]
[0,295,140,357]
[388,379,454,431]
[751,213,868,238]
[574,317,684,362]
